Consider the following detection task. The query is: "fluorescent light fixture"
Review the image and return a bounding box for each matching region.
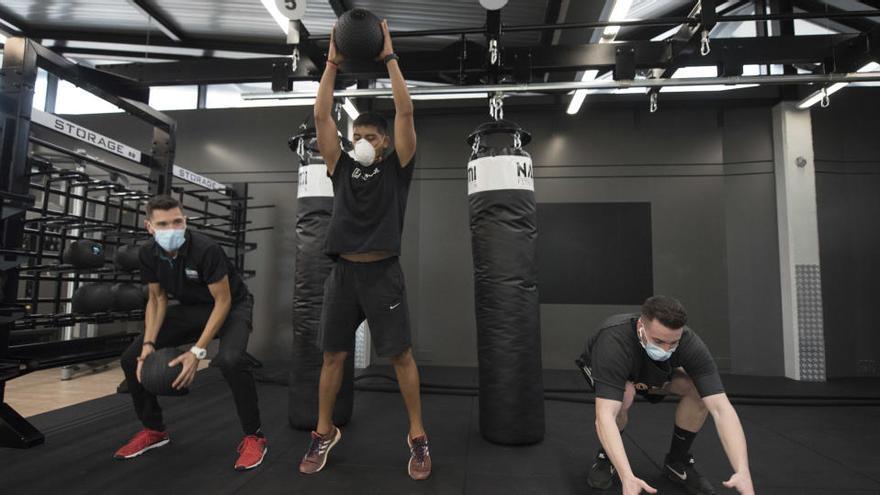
[566,70,599,115]
[603,0,633,38]
[260,0,290,34]
[798,61,878,109]
[0,17,22,35]
[342,98,360,120]
[671,66,718,78]
[661,84,759,93]
[410,93,488,100]
[651,26,679,42]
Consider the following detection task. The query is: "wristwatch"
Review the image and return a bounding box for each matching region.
[383,53,399,65]
[189,345,207,360]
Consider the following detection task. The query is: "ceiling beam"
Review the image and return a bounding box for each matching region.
[540,0,565,46]
[95,34,860,87]
[128,0,186,42]
[328,0,350,17]
[792,0,879,33]
[24,29,292,55]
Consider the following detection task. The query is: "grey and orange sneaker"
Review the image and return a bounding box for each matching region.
[299,426,341,474]
[407,434,432,480]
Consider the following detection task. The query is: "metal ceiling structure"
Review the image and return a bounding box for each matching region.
[0,0,879,106]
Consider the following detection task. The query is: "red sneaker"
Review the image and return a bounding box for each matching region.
[234,435,268,471]
[407,434,432,481]
[113,428,170,459]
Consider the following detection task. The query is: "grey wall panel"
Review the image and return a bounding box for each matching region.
[413,106,731,369]
[721,107,784,376]
[812,90,880,378]
[64,100,799,374]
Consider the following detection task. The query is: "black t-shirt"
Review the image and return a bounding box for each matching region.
[579,314,724,401]
[324,150,414,256]
[140,230,248,305]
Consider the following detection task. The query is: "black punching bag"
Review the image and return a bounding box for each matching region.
[466,121,544,445]
[288,130,355,430]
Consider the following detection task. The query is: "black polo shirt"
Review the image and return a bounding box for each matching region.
[139,229,248,305]
[578,314,725,402]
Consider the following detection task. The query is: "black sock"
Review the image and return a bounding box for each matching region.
[668,425,697,463]
[251,428,265,438]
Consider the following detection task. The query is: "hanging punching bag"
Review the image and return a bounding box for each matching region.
[288,129,355,430]
[467,121,545,445]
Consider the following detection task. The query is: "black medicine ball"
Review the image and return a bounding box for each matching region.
[62,240,105,269]
[334,9,384,61]
[112,283,147,312]
[141,347,190,396]
[114,243,142,272]
[72,283,113,314]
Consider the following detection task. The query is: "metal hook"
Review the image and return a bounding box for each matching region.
[700,30,711,56]
[489,92,504,121]
[296,136,305,160]
[820,87,830,108]
[291,46,300,73]
[649,92,659,113]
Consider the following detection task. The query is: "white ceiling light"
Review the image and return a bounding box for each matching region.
[798,61,879,109]
[661,84,759,93]
[479,0,509,10]
[568,0,632,115]
[410,93,488,100]
[566,70,599,115]
[603,0,634,39]
[342,98,360,120]
[261,0,291,34]
[670,66,718,78]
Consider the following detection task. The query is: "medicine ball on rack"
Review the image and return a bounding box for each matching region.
[62,240,105,269]
[71,283,113,314]
[112,283,147,312]
[114,243,142,272]
[141,347,189,396]
[334,8,384,61]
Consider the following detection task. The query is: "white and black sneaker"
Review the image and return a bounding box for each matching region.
[587,451,617,489]
[663,454,716,495]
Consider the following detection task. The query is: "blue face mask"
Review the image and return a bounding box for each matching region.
[639,325,676,362]
[154,227,186,253]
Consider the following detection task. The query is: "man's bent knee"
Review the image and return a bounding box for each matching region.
[323,351,348,367]
[390,348,414,367]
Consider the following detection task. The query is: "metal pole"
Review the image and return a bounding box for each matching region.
[306,10,880,41]
[244,71,880,100]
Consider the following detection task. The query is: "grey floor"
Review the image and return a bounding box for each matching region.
[1,366,879,494]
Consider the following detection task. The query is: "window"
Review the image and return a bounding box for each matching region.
[149,85,198,111]
[33,69,48,111]
[55,79,122,115]
[205,81,319,108]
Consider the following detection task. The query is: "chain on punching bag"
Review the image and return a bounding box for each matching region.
[288,129,355,430]
[466,120,545,445]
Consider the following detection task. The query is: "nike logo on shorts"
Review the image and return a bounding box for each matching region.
[390,303,401,310]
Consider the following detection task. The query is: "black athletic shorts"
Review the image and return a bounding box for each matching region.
[318,256,411,357]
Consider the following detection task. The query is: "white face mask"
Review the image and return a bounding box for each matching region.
[638,323,677,362]
[350,139,377,166]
